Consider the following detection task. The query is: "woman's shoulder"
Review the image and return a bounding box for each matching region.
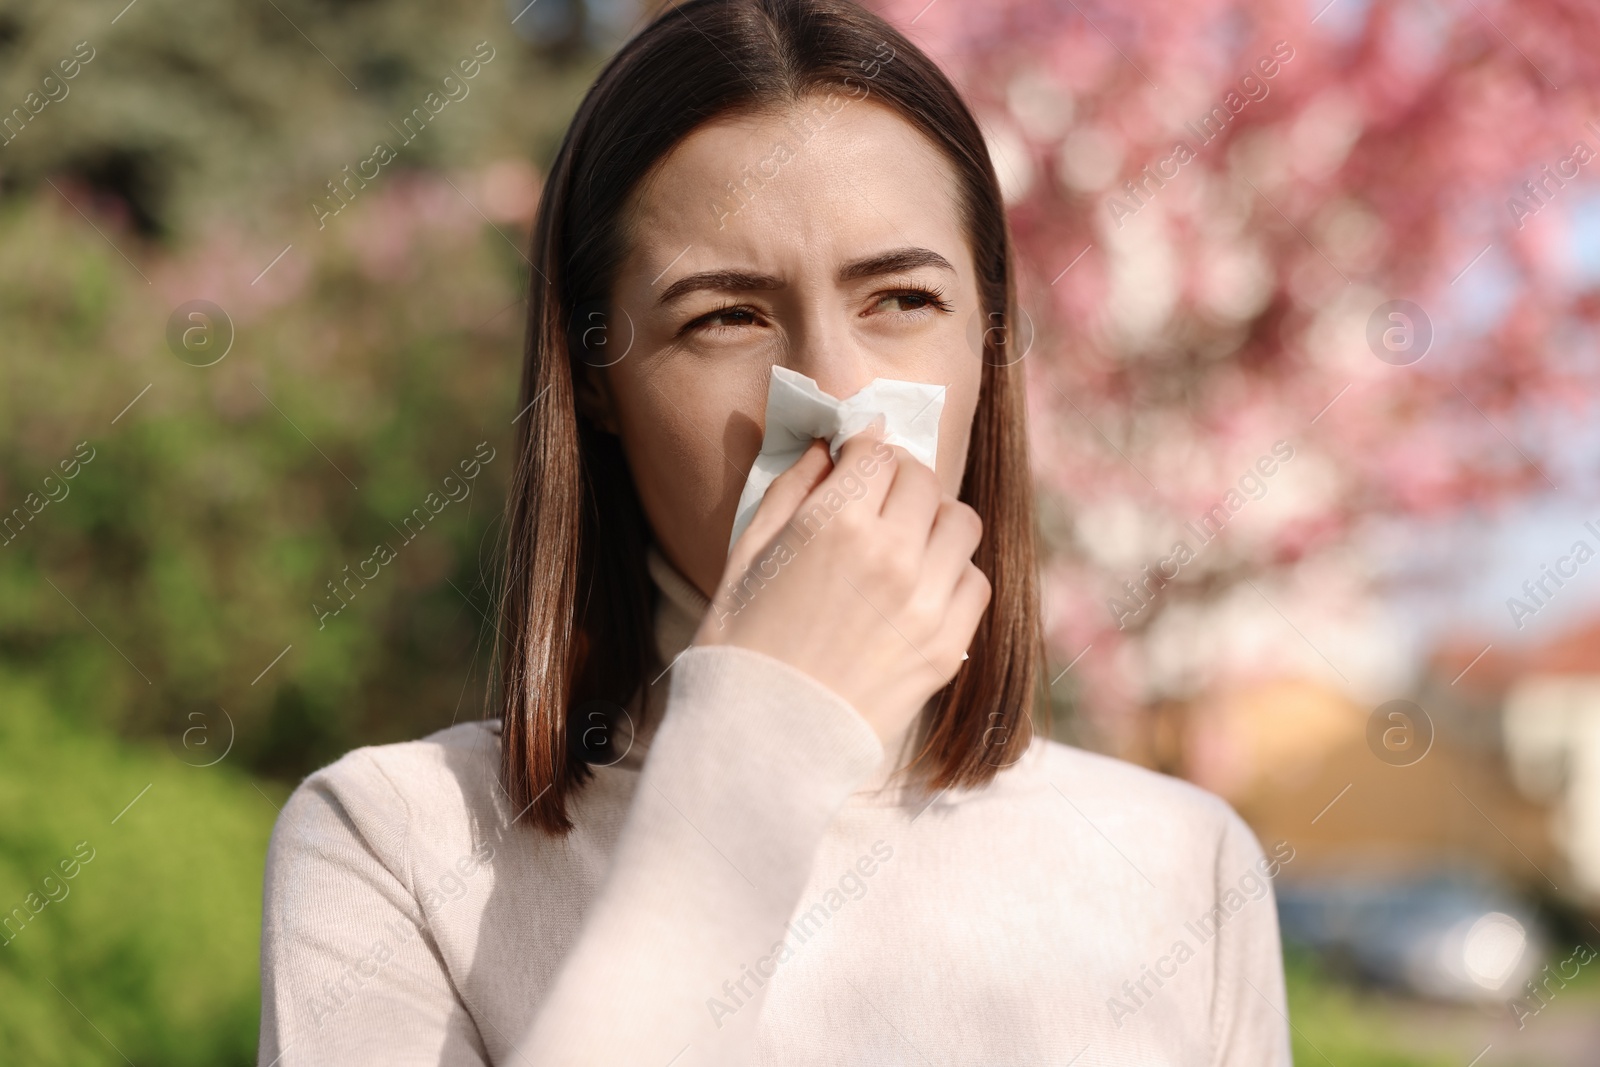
[1036,737,1233,811]
[291,720,499,805]
[1016,736,1273,865]
[268,721,503,870]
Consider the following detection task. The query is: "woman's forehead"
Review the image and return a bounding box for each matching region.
[618,94,968,282]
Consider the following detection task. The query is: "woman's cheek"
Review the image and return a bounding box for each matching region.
[937,412,970,495]
[937,370,981,496]
[616,358,755,507]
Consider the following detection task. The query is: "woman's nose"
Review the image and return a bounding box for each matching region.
[783,311,875,400]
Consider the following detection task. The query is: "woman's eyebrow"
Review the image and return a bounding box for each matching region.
[838,246,956,282]
[657,269,782,306]
[655,247,956,307]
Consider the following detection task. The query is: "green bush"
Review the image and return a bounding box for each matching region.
[0,185,524,781]
[0,668,275,1064]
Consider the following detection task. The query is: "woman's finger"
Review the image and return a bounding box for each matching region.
[941,562,992,673]
[920,496,984,604]
[878,445,941,542]
[799,421,896,523]
[727,438,832,574]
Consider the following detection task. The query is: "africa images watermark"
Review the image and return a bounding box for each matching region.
[311,440,496,629]
[712,436,896,629]
[706,39,897,230]
[1,840,97,947]
[1504,516,1600,631]
[1506,118,1600,230]
[1,440,96,548]
[705,839,895,1029]
[1509,939,1596,1029]
[1106,838,1296,1027]
[311,41,497,229]
[1104,40,1295,229]
[1,40,97,148]
[1106,440,1296,629]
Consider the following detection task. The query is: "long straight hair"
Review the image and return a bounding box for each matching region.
[494,0,1045,834]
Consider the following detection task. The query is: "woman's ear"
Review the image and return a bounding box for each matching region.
[573,364,621,435]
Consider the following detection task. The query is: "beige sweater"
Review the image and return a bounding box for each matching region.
[258,545,1293,1065]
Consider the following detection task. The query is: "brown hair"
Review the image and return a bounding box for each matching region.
[494,0,1045,834]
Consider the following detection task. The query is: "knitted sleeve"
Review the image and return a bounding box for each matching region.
[257,749,492,1065]
[1206,808,1295,1067]
[509,644,886,1065]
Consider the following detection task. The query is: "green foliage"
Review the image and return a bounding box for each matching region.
[0,186,536,777]
[0,0,599,236]
[0,7,613,1049]
[0,0,622,785]
[1283,947,1456,1067]
[0,0,647,791]
[1,185,550,783]
[0,669,273,1064]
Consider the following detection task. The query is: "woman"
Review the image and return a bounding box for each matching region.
[258,0,1294,1063]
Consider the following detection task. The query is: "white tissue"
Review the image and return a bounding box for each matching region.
[727,365,946,554]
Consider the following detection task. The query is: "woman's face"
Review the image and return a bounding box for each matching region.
[591,91,985,598]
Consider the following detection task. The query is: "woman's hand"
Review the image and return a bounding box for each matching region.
[693,429,991,745]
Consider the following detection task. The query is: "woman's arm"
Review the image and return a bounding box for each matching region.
[1207,812,1294,1067]
[258,753,492,1066]
[509,644,884,1065]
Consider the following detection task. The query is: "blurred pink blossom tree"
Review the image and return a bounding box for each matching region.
[878,0,1600,748]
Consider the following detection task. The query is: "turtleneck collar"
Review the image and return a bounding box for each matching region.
[645,541,711,659]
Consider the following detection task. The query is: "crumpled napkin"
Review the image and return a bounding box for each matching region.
[727,365,946,554]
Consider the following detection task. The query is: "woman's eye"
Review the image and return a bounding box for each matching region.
[872,289,953,315]
[682,291,951,335]
[685,305,760,334]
